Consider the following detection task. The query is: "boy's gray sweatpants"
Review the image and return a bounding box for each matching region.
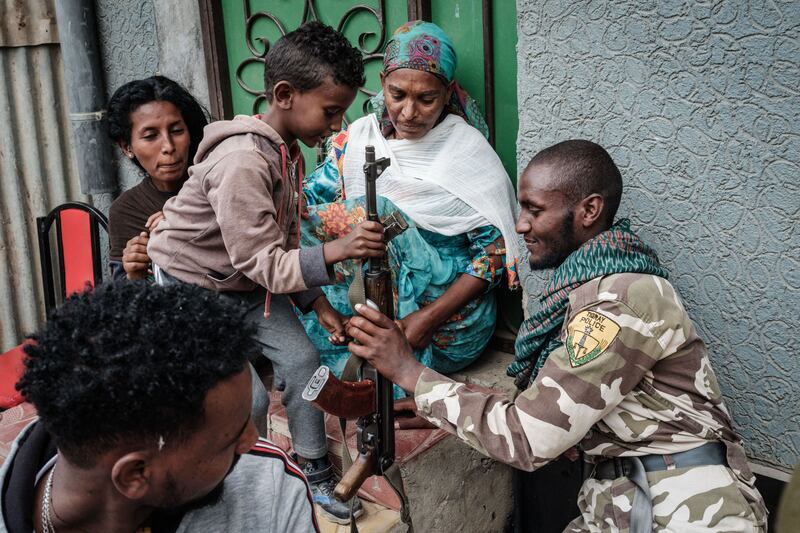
[156,268,327,459]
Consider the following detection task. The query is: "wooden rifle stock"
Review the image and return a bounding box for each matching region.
[333,449,376,502]
[302,366,375,419]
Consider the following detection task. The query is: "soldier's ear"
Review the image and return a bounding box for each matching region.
[577,193,604,229]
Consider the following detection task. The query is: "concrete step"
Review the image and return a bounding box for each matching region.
[448,347,517,395]
[316,501,403,533]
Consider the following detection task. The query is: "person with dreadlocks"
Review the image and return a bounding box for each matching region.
[343,140,767,532]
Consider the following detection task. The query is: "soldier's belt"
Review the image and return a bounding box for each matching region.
[586,442,727,533]
[588,441,727,480]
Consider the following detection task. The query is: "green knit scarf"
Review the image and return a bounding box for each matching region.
[508,218,668,386]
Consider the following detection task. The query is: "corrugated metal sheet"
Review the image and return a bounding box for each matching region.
[0,43,88,350]
[0,0,59,47]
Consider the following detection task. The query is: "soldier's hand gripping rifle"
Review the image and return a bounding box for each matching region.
[303,146,411,523]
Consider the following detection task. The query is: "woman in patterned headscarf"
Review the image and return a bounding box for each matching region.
[299,21,520,384]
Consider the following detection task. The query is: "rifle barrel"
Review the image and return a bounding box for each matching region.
[365,145,378,221]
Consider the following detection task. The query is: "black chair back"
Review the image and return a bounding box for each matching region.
[36,202,108,315]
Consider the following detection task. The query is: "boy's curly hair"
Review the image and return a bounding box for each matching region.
[264,21,365,101]
[17,282,257,468]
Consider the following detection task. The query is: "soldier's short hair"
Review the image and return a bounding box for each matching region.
[527,140,623,227]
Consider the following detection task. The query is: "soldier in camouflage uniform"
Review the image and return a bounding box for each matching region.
[347,140,767,532]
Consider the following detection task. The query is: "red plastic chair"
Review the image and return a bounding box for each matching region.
[36,202,108,315]
[0,343,26,409]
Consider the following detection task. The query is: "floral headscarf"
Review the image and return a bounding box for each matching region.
[370,21,489,139]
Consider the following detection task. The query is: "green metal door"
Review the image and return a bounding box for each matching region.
[216,0,519,181]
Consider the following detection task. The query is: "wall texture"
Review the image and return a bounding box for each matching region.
[0,0,89,351]
[516,0,798,472]
[0,44,89,351]
[95,0,159,191]
[94,0,209,191]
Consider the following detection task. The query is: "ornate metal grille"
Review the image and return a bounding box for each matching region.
[235,0,388,116]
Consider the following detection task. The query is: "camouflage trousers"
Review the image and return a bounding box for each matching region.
[565,465,767,532]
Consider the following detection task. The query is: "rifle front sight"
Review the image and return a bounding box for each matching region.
[363,145,390,224]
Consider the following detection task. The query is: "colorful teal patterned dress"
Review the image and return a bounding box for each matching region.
[299,130,507,380]
[298,21,521,388]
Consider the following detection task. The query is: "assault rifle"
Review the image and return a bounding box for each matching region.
[303,146,411,517]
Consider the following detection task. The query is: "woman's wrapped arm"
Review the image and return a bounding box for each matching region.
[464,225,506,292]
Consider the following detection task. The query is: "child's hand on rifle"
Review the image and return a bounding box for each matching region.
[347,303,424,393]
[312,296,350,345]
[322,221,385,264]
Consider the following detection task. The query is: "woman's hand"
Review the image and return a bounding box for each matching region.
[312,296,350,345]
[347,303,424,393]
[122,232,150,280]
[398,308,437,350]
[397,274,490,350]
[323,221,385,264]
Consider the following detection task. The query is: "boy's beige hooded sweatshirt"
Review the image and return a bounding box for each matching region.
[148,115,330,307]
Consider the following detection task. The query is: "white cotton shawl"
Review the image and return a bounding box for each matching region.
[341,113,521,264]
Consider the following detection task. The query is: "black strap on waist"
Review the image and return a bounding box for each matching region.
[584,442,728,533]
[588,441,727,481]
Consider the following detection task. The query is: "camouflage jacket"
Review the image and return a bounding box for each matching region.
[414,273,753,477]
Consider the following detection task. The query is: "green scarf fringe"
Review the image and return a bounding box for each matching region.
[508,219,668,382]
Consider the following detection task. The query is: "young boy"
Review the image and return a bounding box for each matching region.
[148,22,381,523]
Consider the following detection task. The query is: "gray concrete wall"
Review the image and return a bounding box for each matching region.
[95,0,209,191]
[516,0,798,472]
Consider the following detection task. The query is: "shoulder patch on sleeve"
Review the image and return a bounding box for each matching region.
[566,310,620,367]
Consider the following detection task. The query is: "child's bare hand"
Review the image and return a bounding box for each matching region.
[312,296,350,345]
[123,232,150,280]
[323,221,385,264]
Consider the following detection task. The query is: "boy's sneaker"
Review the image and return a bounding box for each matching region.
[303,457,364,524]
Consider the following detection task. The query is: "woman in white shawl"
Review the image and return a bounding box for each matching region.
[300,21,520,381]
